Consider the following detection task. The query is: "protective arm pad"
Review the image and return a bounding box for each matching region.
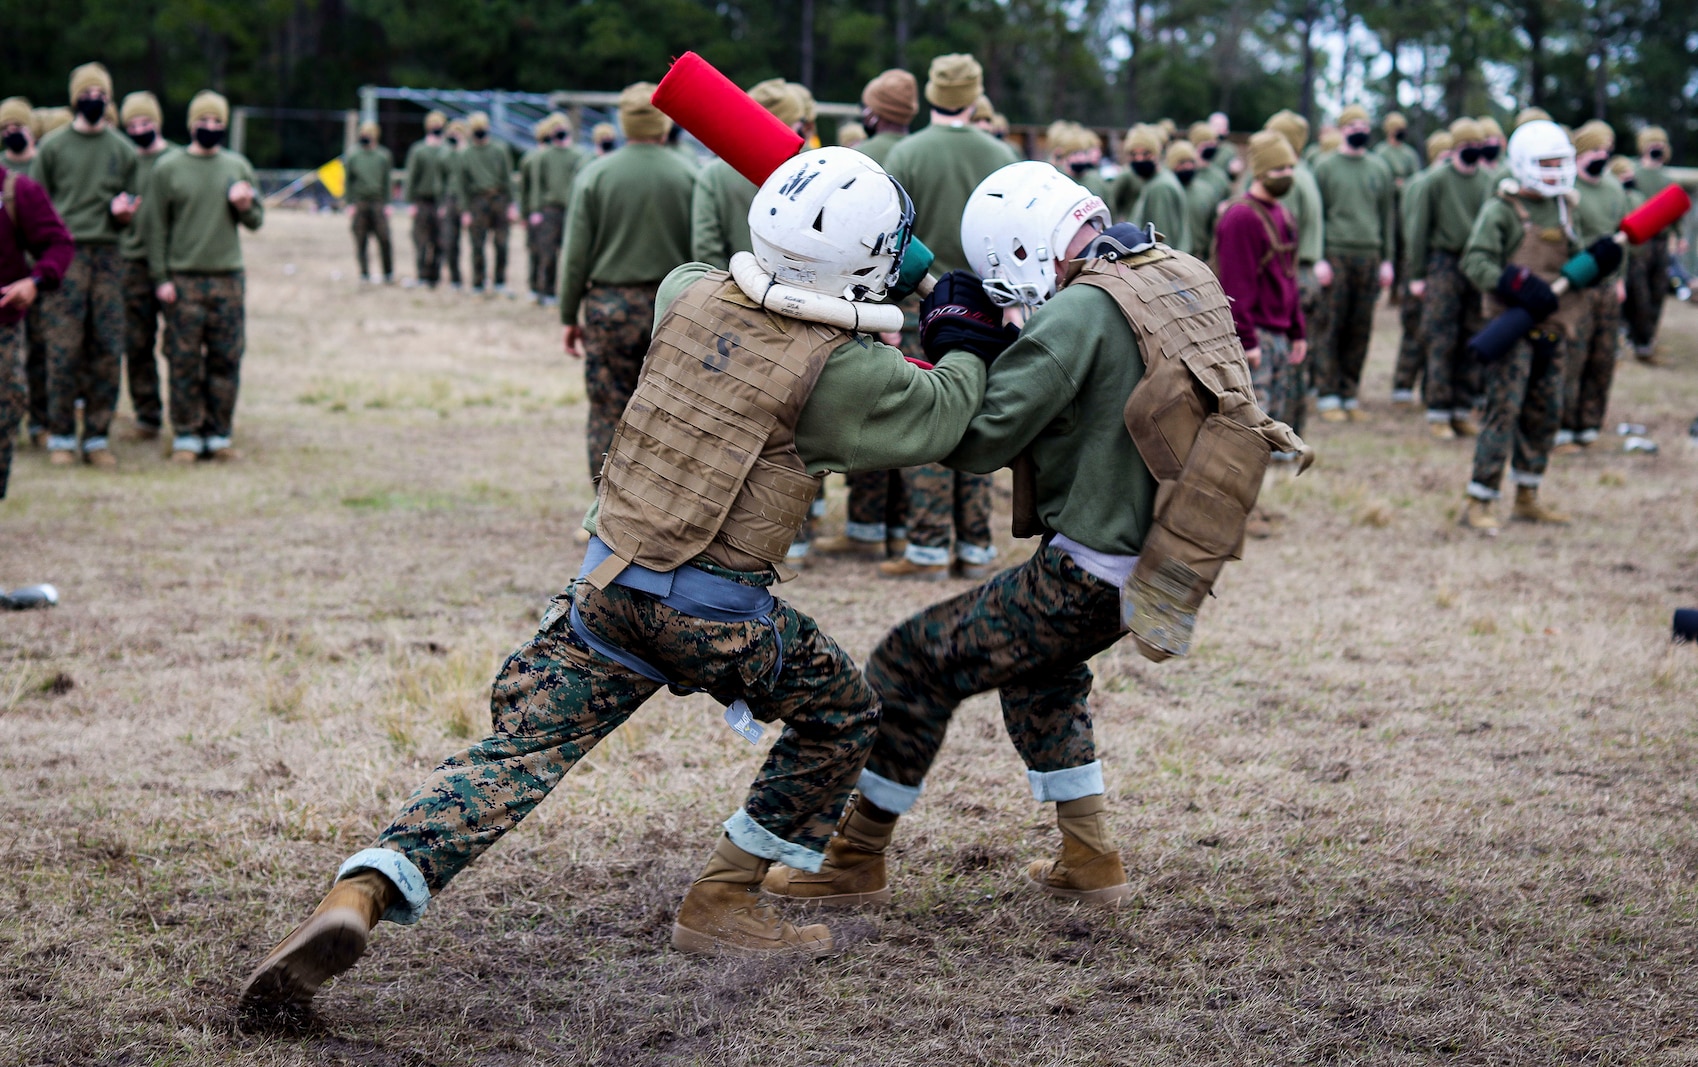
[1494,265,1559,320]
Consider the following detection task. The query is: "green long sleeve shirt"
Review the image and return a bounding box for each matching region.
[1575,174,1630,281]
[558,143,698,322]
[1312,150,1396,260]
[1287,162,1325,265]
[885,122,1018,274]
[539,145,588,209]
[1402,163,1492,279]
[1374,140,1422,186]
[1187,170,1227,257]
[344,146,393,204]
[403,139,447,201]
[441,148,467,204]
[689,159,758,271]
[518,146,544,214]
[1076,167,1111,205]
[855,131,906,167]
[141,149,263,282]
[121,143,180,262]
[1110,168,1146,223]
[1131,171,1194,256]
[947,280,1155,555]
[1461,193,1575,294]
[461,140,514,199]
[32,125,137,245]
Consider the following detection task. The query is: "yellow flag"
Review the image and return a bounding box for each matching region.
[316,158,346,200]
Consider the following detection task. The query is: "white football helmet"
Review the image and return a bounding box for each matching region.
[1508,119,1576,198]
[961,161,1110,308]
[748,147,914,302]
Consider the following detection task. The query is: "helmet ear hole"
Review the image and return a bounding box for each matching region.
[1012,242,1028,262]
[812,209,827,232]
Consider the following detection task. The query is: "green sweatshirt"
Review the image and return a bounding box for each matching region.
[885,122,1018,274]
[558,143,698,321]
[1461,192,1575,294]
[122,143,180,262]
[1287,162,1324,265]
[32,125,137,245]
[1110,167,1146,223]
[1075,167,1110,205]
[344,146,393,204]
[1374,139,1422,186]
[1187,169,1226,257]
[947,280,1155,555]
[442,147,466,204]
[404,139,447,201]
[689,159,757,271]
[141,149,263,281]
[1401,163,1492,278]
[855,131,906,167]
[539,144,588,209]
[1311,150,1395,259]
[1131,170,1194,256]
[1211,140,1238,181]
[1575,173,1629,280]
[518,145,545,214]
[461,140,514,198]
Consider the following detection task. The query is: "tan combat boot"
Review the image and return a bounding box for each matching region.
[810,534,886,560]
[1025,795,1132,906]
[1511,486,1570,525]
[239,870,397,1014]
[1459,496,1499,532]
[672,836,833,956]
[762,797,895,907]
[877,557,948,581]
[1427,420,1456,440]
[86,449,118,469]
[1450,413,1480,437]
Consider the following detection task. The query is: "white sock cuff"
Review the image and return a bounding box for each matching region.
[1027,761,1105,803]
[722,809,826,873]
[338,847,431,925]
[856,767,923,815]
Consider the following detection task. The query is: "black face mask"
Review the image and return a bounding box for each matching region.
[2,131,27,154]
[447,137,460,148]
[128,128,157,149]
[1131,159,1157,179]
[1621,178,1636,190]
[1584,157,1607,177]
[1069,160,1091,176]
[1649,147,1665,162]
[1346,130,1370,150]
[193,127,225,149]
[1200,145,1217,162]
[597,140,615,153]
[554,132,569,145]
[76,97,106,124]
[1458,146,1482,166]
[474,130,488,141]
[359,136,372,147]
[1175,168,1196,186]
[1481,144,1501,163]
[1389,129,1403,143]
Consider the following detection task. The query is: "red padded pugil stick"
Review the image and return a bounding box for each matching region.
[652,53,803,187]
[1621,183,1692,245]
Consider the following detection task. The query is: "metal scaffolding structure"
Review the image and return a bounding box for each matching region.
[357,86,626,151]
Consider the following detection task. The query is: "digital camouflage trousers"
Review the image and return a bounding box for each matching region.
[372,577,880,890]
[581,282,657,482]
[1417,253,1483,415]
[862,543,1126,806]
[351,201,393,280]
[1623,236,1668,348]
[438,196,463,286]
[0,321,23,498]
[1292,264,1325,435]
[1314,252,1381,403]
[412,197,441,285]
[467,189,509,289]
[164,272,246,441]
[1251,329,1302,431]
[900,464,994,565]
[845,469,907,541]
[1562,285,1622,436]
[121,257,164,429]
[40,243,125,443]
[1392,285,1424,394]
[24,303,46,433]
[1469,328,1563,495]
[530,205,564,300]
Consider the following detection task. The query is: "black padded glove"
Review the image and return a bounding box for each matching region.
[1495,265,1559,321]
[1586,236,1623,279]
[919,270,1018,364]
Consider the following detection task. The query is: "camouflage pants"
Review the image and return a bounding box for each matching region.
[1623,237,1668,348]
[901,464,994,565]
[582,283,657,482]
[372,578,879,891]
[1469,330,1563,494]
[1418,253,1483,415]
[1563,286,1622,436]
[862,543,1125,801]
[845,469,907,540]
[24,303,47,433]
[412,197,441,285]
[1392,286,1424,394]
[163,272,245,440]
[467,189,509,289]
[0,321,23,498]
[351,201,393,280]
[438,196,463,286]
[41,244,125,443]
[121,258,164,429]
[1314,252,1380,403]
[1293,265,1325,435]
[531,205,564,299]
[1251,330,1300,429]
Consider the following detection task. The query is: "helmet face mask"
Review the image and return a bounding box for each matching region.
[962,161,1111,309]
[1507,120,1577,198]
[748,148,913,302]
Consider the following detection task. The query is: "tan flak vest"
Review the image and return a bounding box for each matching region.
[587,271,844,587]
[1483,190,1584,340]
[1064,247,1307,661]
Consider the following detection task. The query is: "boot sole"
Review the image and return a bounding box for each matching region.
[761,885,892,909]
[670,923,835,957]
[1024,872,1133,906]
[238,911,369,1013]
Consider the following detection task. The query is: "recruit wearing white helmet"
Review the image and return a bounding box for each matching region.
[748,146,914,303]
[961,161,1110,308]
[1507,119,1577,198]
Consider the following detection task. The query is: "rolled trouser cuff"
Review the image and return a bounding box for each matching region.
[205,435,233,453]
[856,767,923,816]
[82,437,109,453]
[172,435,204,453]
[1512,469,1543,488]
[843,521,885,543]
[1316,395,1341,412]
[904,544,950,567]
[1577,429,1600,444]
[1466,481,1499,501]
[723,809,826,873]
[1553,429,1574,446]
[47,435,79,452]
[1390,389,1415,403]
[1027,761,1104,804]
[1427,409,1452,423]
[338,847,431,925]
[955,541,997,565]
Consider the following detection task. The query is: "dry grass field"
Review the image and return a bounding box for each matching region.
[4,209,1698,1066]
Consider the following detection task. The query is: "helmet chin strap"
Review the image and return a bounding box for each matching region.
[729,252,904,334]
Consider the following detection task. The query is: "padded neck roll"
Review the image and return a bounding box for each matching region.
[1620,183,1692,245]
[653,52,804,186]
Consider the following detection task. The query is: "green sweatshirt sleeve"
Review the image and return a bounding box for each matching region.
[1403,175,1433,280]
[558,173,596,322]
[795,347,986,474]
[945,327,1078,474]
[690,166,731,270]
[1462,199,1518,293]
[1134,178,1193,257]
[140,167,169,283]
[1378,157,1396,261]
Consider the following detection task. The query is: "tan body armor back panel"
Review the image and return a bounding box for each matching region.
[590,271,844,585]
[1482,192,1584,339]
[1069,248,1307,661]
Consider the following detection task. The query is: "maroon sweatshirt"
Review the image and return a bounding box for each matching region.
[0,165,76,327]
[1214,193,1303,350]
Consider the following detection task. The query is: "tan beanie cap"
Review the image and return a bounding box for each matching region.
[1187,121,1214,144]
[837,121,866,146]
[1608,155,1635,181]
[1338,104,1370,127]
[591,121,616,144]
[1158,118,1178,140]
[34,107,72,141]
[424,110,447,132]
[532,115,555,141]
[0,97,32,130]
[787,83,817,124]
[617,82,669,140]
[548,111,572,139]
[1425,130,1454,163]
[1264,110,1310,154]
[69,62,113,101]
[446,119,469,140]
[188,91,229,126]
[750,78,804,127]
[1124,124,1163,156]
[971,95,994,122]
[1447,117,1483,144]
[1319,127,1343,152]
[1165,140,1198,169]
[1513,107,1551,131]
[1637,125,1669,153]
[925,54,983,112]
[121,91,161,126]
[1247,129,1296,177]
[360,120,381,140]
[862,69,919,127]
[1478,116,1505,140]
[1571,120,1613,155]
[1384,111,1408,134]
